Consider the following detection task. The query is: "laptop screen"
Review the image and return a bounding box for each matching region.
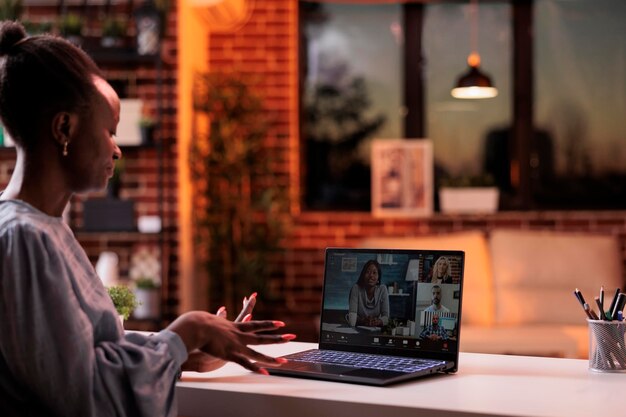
[319,248,464,358]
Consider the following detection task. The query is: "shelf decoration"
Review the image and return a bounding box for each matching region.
[134,0,161,56]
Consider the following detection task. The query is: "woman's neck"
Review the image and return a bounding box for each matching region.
[1,150,72,217]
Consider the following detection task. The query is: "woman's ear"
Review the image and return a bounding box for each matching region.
[51,112,79,147]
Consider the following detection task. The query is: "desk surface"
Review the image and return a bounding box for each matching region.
[177,342,623,417]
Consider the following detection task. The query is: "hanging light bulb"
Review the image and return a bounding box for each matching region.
[451,0,498,99]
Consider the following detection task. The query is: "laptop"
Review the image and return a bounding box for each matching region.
[266,247,465,386]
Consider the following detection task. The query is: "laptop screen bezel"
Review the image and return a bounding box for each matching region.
[317,247,465,371]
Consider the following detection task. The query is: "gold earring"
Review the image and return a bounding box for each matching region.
[63,141,68,157]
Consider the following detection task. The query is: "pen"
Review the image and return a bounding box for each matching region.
[573,290,584,306]
[608,288,621,317]
[610,293,626,322]
[595,296,606,321]
[600,286,604,307]
[576,288,588,306]
[584,303,599,320]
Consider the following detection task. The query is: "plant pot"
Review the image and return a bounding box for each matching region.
[133,288,160,320]
[140,125,155,145]
[65,35,83,47]
[439,187,499,214]
[101,36,124,48]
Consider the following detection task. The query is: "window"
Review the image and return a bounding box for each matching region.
[423,3,511,187]
[300,2,402,210]
[533,0,626,208]
[300,0,626,211]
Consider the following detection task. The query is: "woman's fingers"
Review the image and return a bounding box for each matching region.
[216,306,227,318]
[239,332,297,346]
[234,292,257,322]
[235,319,285,333]
[226,349,288,375]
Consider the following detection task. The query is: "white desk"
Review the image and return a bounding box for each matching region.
[177,342,623,417]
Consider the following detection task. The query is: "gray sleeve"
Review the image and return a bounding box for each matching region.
[0,224,187,417]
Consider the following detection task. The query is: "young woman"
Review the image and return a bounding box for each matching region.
[0,21,292,417]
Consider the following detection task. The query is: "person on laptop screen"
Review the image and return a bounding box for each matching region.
[430,256,453,284]
[424,285,450,313]
[347,260,390,327]
[419,314,449,341]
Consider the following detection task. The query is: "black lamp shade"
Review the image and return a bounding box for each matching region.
[451,65,498,99]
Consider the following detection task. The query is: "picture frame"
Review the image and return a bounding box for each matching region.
[371,139,433,217]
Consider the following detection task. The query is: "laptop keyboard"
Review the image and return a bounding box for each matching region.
[285,350,447,373]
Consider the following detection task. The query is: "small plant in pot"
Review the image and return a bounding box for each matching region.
[107,159,125,199]
[129,246,161,320]
[22,19,54,36]
[0,0,23,21]
[101,17,127,48]
[58,13,84,46]
[138,116,156,145]
[439,174,499,214]
[107,285,139,325]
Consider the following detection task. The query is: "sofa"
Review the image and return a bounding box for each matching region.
[360,229,623,358]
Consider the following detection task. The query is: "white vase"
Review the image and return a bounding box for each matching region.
[96,251,119,287]
[133,288,160,320]
[439,187,499,214]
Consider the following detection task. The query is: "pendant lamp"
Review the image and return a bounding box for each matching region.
[451,0,498,99]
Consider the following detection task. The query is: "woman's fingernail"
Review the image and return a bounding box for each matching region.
[243,297,247,305]
[250,292,258,299]
[217,306,226,314]
[243,314,252,322]
[259,368,269,375]
[276,357,288,364]
[281,334,297,341]
[273,321,286,328]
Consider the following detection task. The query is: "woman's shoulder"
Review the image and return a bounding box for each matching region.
[1,200,61,230]
[0,200,69,249]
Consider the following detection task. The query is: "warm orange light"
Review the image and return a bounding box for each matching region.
[467,52,481,67]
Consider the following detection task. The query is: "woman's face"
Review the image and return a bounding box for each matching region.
[64,77,122,193]
[437,260,448,275]
[364,264,379,286]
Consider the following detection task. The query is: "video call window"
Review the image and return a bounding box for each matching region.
[320,251,462,352]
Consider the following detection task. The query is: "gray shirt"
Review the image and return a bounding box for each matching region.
[348,284,390,326]
[0,200,187,417]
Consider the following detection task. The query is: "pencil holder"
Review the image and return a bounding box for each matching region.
[588,319,626,373]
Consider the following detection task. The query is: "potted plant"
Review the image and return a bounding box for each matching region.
[129,246,161,320]
[58,13,83,46]
[189,71,288,314]
[0,0,23,21]
[107,285,139,325]
[439,174,499,214]
[138,116,156,145]
[107,159,125,199]
[101,17,126,48]
[22,19,53,36]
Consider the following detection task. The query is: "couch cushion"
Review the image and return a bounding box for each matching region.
[490,230,622,326]
[461,325,583,358]
[359,231,494,326]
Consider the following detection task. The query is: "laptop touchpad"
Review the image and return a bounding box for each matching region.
[342,368,406,378]
[289,363,357,374]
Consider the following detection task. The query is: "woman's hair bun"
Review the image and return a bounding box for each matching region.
[0,21,27,56]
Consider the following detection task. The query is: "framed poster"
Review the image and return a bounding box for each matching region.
[371,139,433,217]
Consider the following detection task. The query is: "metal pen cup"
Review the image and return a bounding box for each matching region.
[588,319,626,373]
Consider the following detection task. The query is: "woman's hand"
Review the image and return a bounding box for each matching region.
[173,293,294,374]
[182,293,257,373]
